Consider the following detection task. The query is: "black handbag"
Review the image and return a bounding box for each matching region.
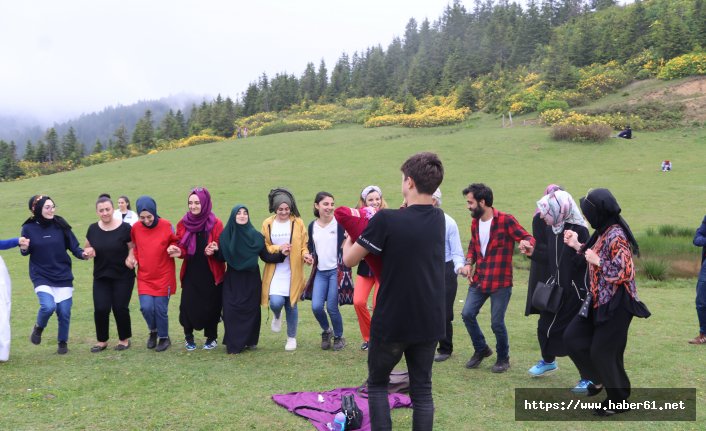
[578,291,592,318]
[532,275,563,314]
[531,236,564,314]
[341,394,363,430]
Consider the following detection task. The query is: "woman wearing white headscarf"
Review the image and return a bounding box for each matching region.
[522,190,591,392]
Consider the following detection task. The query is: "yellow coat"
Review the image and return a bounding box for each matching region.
[260,215,309,307]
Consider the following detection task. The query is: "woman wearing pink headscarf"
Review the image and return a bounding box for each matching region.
[170,187,225,351]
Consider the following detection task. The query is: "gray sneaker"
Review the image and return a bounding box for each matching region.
[321,329,333,350]
[333,336,346,351]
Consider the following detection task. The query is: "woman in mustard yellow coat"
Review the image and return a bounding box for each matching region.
[261,188,312,351]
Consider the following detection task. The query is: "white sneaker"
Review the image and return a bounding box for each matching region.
[285,337,297,351]
[271,315,282,333]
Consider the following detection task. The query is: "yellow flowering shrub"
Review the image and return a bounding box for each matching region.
[290,104,356,124]
[577,62,630,99]
[657,53,706,80]
[238,112,279,130]
[556,111,609,126]
[539,109,568,126]
[364,106,470,128]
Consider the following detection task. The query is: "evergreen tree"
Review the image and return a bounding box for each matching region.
[93,139,103,154]
[61,126,83,162]
[364,46,387,97]
[0,141,24,180]
[131,110,155,150]
[242,83,260,116]
[113,125,129,156]
[300,62,318,101]
[329,53,351,99]
[316,59,328,102]
[175,109,187,138]
[24,140,35,161]
[693,0,706,49]
[45,128,60,162]
[255,73,271,112]
[35,141,48,162]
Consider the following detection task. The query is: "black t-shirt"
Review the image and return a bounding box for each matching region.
[86,222,135,280]
[357,204,445,343]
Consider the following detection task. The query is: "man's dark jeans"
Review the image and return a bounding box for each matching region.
[367,337,436,430]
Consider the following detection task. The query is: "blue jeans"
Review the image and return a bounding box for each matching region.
[270,295,298,338]
[312,269,343,337]
[696,262,706,334]
[139,294,170,338]
[367,338,436,430]
[36,292,72,343]
[461,286,512,360]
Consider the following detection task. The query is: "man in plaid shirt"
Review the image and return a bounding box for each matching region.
[460,183,534,373]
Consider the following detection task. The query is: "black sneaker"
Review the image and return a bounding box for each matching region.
[491,357,510,373]
[155,337,171,352]
[360,341,369,351]
[57,342,68,355]
[332,336,346,351]
[465,346,493,369]
[30,325,43,345]
[146,331,158,349]
[321,328,333,350]
[434,353,451,362]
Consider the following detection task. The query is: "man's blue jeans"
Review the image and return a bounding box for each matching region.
[36,292,72,343]
[696,262,706,334]
[461,286,512,360]
[312,269,343,337]
[270,295,298,338]
[139,294,170,338]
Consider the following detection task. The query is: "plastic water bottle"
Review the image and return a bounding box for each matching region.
[333,412,346,431]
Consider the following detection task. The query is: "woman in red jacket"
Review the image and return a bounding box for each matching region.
[127,196,178,352]
[169,187,225,351]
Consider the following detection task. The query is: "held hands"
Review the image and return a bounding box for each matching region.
[459,264,473,281]
[564,230,580,250]
[303,252,314,266]
[18,236,30,250]
[82,247,96,260]
[204,241,218,256]
[280,243,291,257]
[518,239,534,256]
[166,245,181,258]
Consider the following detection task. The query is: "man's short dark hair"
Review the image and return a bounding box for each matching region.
[462,183,493,207]
[400,152,444,195]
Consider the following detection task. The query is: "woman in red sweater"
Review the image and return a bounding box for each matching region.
[127,196,178,352]
[169,187,225,351]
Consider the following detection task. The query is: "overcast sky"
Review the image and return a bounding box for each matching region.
[0,0,457,123]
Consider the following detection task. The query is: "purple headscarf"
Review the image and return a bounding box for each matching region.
[179,187,217,257]
[534,184,562,216]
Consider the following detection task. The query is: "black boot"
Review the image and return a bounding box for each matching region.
[30,325,44,345]
[147,331,158,349]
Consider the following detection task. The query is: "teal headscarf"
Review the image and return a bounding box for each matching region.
[219,205,265,271]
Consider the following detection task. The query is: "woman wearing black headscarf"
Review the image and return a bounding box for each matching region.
[20,195,92,355]
[563,188,650,416]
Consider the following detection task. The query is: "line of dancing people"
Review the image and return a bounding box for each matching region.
[2,165,653,418]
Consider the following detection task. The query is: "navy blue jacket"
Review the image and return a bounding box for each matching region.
[694,215,706,265]
[20,221,84,287]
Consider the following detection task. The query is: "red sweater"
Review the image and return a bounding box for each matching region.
[131,218,178,296]
[175,218,226,285]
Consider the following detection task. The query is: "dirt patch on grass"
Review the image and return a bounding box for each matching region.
[670,259,701,278]
[640,77,706,122]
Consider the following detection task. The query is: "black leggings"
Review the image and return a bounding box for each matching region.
[93,277,134,342]
[564,305,633,403]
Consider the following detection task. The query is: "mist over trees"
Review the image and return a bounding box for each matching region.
[1,0,705,180]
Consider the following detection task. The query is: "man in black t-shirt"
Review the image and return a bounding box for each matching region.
[343,152,445,430]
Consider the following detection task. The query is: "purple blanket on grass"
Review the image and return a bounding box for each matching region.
[272,387,412,431]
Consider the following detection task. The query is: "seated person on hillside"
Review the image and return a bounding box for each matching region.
[617,125,632,139]
[661,160,672,172]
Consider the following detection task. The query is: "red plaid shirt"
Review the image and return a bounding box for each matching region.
[466,208,534,293]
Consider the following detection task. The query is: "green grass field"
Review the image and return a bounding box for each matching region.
[1,115,705,430]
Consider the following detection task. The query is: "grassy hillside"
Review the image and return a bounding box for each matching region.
[1,118,704,430]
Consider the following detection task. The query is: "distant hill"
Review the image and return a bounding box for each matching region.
[0,94,204,153]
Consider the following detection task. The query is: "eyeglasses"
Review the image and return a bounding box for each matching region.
[276,207,291,213]
[43,205,56,211]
